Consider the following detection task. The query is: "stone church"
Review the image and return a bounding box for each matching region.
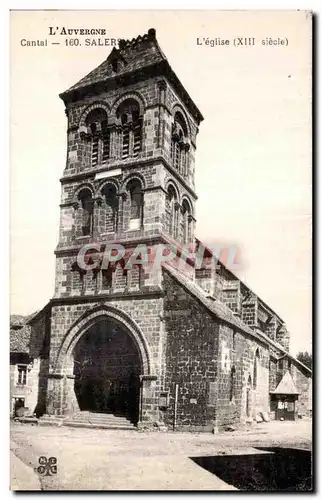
[11,29,311,431]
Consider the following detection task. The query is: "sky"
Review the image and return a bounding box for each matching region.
[10,10,312,355]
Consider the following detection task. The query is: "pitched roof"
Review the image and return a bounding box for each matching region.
[194,238,284,323]
[271,370,300,395]
[10,314,26,327]
[10,313,35,354]
[60,29,203,124]
[66,30,166,93]
[162,264,313,374]
[163,263,266,343]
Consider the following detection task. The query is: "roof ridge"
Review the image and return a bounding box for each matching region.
[163,262,262,341]
[118,28,159,50]
[271,370,300,395]
[162,263,312,375]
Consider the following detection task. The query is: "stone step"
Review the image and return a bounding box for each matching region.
[63,411,137,430]
[63,421,136,431]
[70,419,133,426]
[69,414,133,423]
[71,412,130,418]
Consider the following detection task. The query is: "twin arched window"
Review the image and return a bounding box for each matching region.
[116,99,142,160]
[166,186,193,243]
[171,112,189,177]
[83,102,190,170]
[86,109,110,166]
[75,178,144,237]
[83,99,143,167]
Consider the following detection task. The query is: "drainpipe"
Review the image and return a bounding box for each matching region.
[173,383,179,431]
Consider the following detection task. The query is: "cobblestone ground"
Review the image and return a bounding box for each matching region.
[10,419,312,491]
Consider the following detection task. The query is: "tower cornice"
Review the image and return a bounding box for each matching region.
[60,60,203,125]
[60,155,198,200]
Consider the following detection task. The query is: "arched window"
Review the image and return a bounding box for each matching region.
[253,348,260,389]
[102,183,118,233]
[128,179,143,230]
[230,365,236,402]
[85,108,110,166]
[166,185,178,239]
[171,112,189,177]
[182,200,192,244]
[116,99,142,159]
[78,188,93,236]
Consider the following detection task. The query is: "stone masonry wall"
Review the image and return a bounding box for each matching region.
[293,364,312,417]
[162,270,270,431]
[162,271,220,431]
[10,354,41,417]
[214,324,269,429]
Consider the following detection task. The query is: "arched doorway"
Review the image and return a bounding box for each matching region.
[72,317,142,423]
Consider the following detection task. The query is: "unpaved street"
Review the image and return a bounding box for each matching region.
[11,419,312,491]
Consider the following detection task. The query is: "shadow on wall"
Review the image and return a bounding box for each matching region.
[190,447,312,491]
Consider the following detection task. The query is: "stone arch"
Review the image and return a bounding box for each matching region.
[122,173,146,192]
[72,183,95,202]
[78,102,111,128]
[95,178,120,197]
[111,91,146,117]
[165,180,179,200]
[54,304,152,376]
[181,194,194,217]
[171,103,191,136]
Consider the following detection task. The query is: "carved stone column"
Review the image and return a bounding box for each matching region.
[157,80,167,148]
[118,191,127,234]
[174,201,181,240]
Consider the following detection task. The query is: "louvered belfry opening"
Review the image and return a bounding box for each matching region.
[85,108,110,166]
[117,99,142,159]
[171,111,189,178]
[101,120,110,163]
[90,123,99,166]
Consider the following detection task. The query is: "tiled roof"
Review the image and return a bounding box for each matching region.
[63,29,166,94]
[10,314,26,327]
[10,314,35,354]
[60,29,204,123]
[271,370,300,395]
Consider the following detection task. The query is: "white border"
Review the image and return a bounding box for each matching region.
[4,3,318,499]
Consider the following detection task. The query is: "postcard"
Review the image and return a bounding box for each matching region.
[10,10,312,491]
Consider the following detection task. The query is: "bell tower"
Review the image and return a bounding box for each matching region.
[55,28,203,299]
